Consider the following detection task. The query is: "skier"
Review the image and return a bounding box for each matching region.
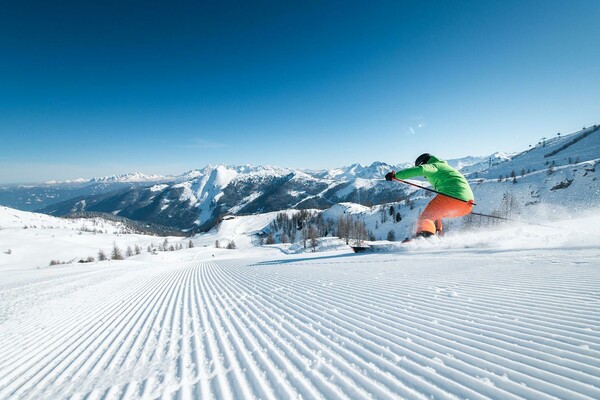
[385,153,474,237]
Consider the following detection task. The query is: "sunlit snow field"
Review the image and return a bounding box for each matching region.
[1,211,599,399]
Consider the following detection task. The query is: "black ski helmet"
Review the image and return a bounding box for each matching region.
[415,153,432,166]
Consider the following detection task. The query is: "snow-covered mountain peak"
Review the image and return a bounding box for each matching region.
[43,178,89,185]
[90,171,167,183]
[210,165,239,187]
[247,165,293,176]
[176,169,203,181]
[318,161,412,181]
[290,169,321,182]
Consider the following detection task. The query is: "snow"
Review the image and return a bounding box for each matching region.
[322,202,372,219]
[176,165,242,225]
[0,206,184,270]
[90,171,167,183]
[228,191,263,214]
[1,205,599,399]
[159,198,171,211]
[334,178,376,199]
[316,162,412,180]
[43,178,89,185]
[186,164,294,225]
[472,126,600,181]
[149,184,168,192]
[1,126,600,398]
[451,152,514,174]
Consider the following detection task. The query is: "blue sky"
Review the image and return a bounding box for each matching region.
[1,0,599,183]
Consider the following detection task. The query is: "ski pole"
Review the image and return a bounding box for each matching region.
[391,177,477,205]
[469,212,559,229]
[470,212,510,221]
[389,176,560,229]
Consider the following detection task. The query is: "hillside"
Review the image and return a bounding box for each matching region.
[470,125,599,180]
[0,206,187,270]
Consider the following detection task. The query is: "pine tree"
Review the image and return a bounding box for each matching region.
[126,246,133,257]
[111,243,123,260]
[98,249,107,261]
[302,223,309,249]
[387,230,396,241]
[266,234,275,245]
[337,217,348,242]
[188,240,194,248]
[337,215,353,245]
[309,225,318,252]
[134,244,141,255]
[496,192,519,219]
[380,207,388,223]
[353,219,368,246]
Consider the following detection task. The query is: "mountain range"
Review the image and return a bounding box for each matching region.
[1,125,598,233]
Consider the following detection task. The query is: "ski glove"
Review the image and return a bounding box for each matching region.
[385,171,395,181]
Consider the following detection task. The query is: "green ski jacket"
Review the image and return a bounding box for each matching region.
[394,155,474,202]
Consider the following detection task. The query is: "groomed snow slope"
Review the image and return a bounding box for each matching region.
[1,214,599,399]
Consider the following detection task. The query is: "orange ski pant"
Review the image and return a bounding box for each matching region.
[417,195,474,234]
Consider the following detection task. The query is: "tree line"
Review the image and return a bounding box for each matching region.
[50,239,195,266]
[264,210,371,250]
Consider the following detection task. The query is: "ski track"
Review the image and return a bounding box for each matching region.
[1,253,599,399]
